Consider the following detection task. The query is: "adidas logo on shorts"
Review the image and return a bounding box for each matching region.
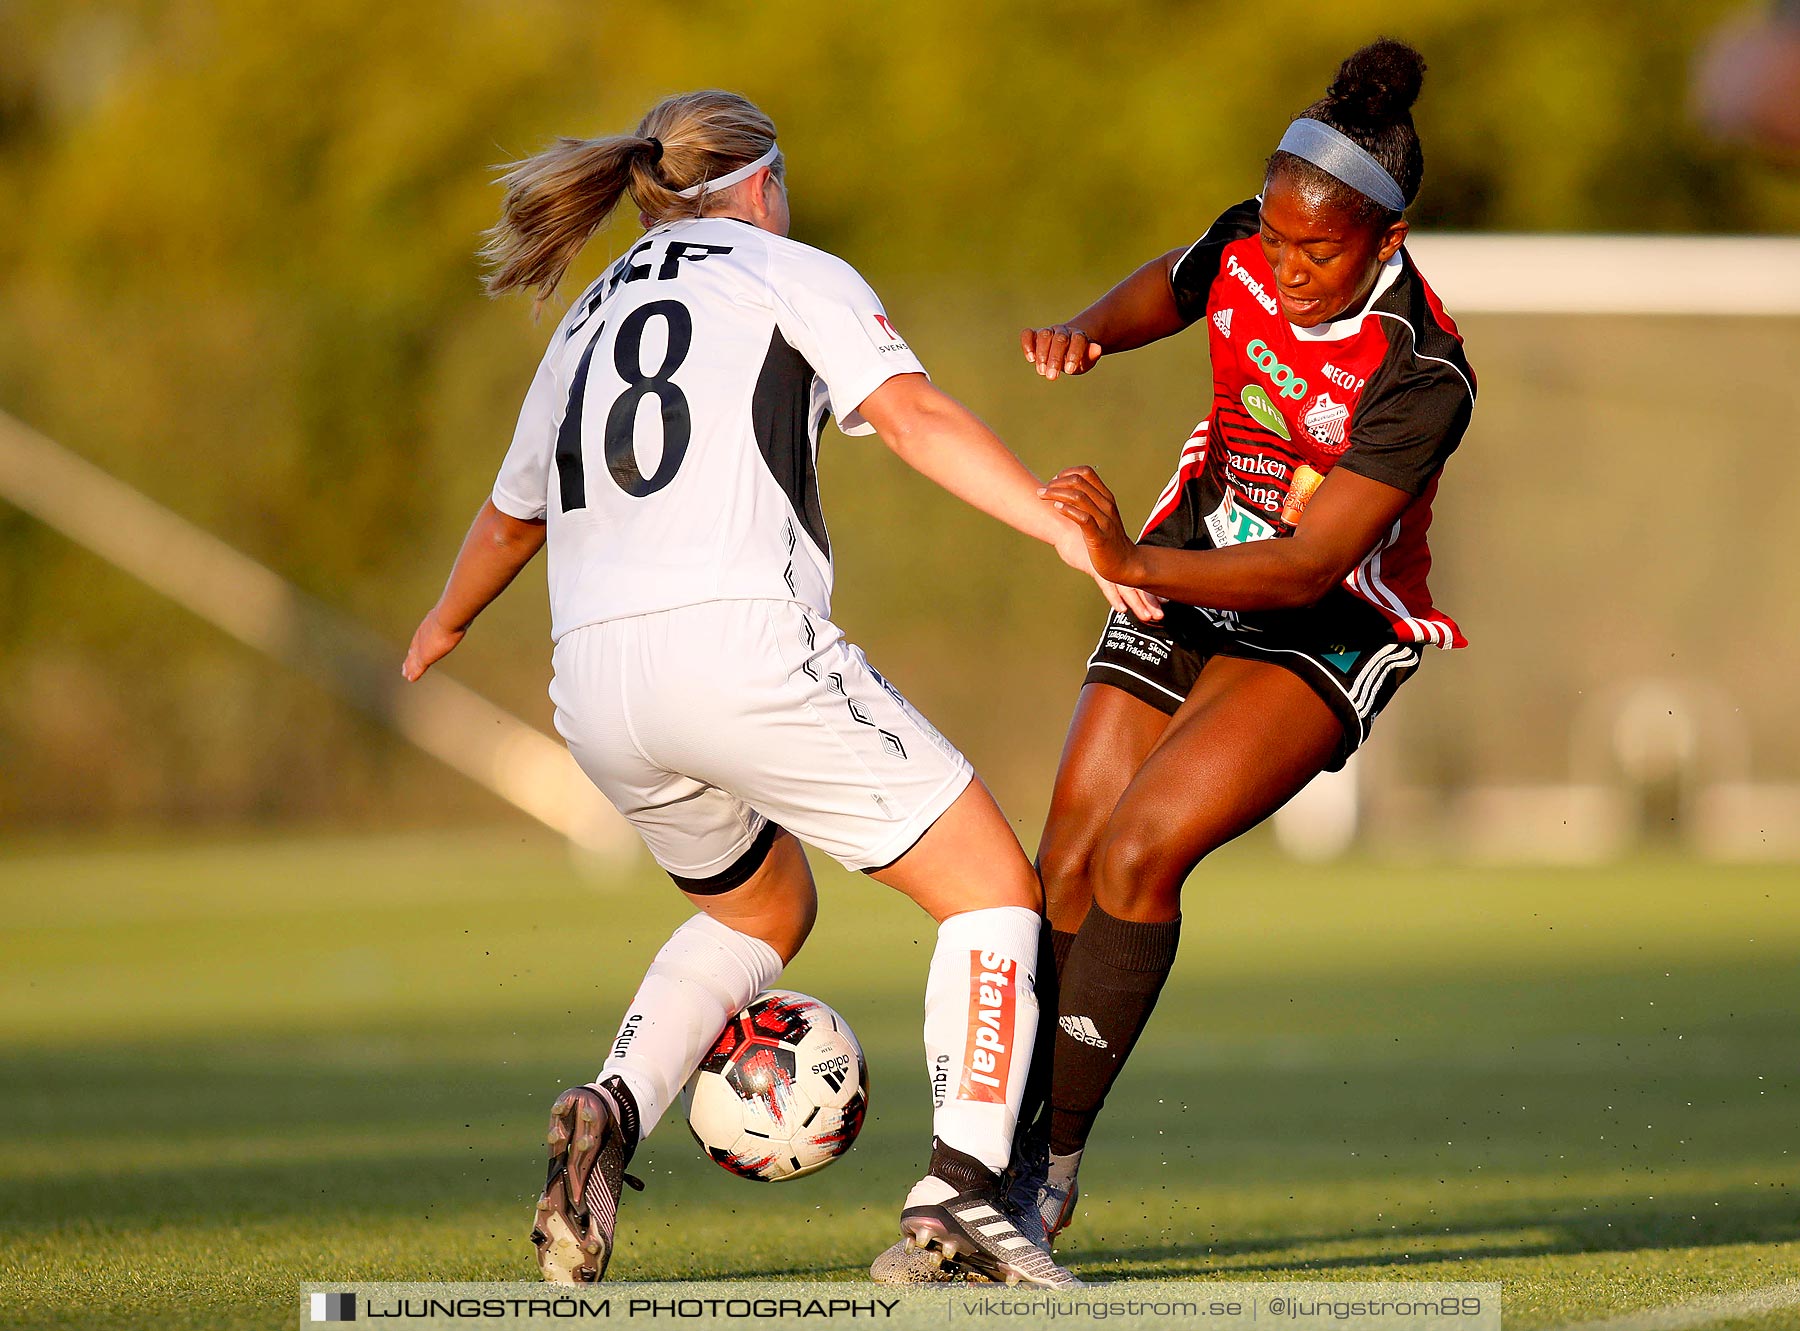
[1058,1014,1108,1048]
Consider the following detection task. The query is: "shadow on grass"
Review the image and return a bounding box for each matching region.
[5,1013,1797,1282]
[576,1188,1800,1281]
[1074,1186,1800,1278]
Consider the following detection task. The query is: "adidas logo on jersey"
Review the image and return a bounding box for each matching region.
[1212,308,1233,338]
[1059,1015,1108,1048]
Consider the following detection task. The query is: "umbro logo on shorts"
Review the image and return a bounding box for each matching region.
[1059,1015,1108,1048]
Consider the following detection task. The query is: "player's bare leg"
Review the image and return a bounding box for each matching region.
[534,830,814,1282]
[867,775,1039,922]
[1007,683,1172,1246]
[680,829,817,963]
[1086,657,1340,922]
[1031,659,1340,1251]
[866,781,1080,1288]
[1036,683,1174,934]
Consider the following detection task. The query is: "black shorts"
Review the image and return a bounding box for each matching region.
[1082,607,1422,772]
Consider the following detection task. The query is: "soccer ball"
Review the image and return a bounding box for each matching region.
[683,989,868,1182]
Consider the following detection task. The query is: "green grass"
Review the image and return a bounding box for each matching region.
[2,831,1797,1330]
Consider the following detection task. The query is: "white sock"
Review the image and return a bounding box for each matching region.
[595,912,783,1142]
[922,904,1041,1174]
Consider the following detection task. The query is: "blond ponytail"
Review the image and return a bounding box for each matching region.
[481,91,781,304]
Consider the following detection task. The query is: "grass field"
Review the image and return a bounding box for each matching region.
[1,830,1796,1330]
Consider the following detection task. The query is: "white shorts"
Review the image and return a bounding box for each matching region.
[550,599,975,884]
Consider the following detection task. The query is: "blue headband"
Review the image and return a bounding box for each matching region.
[1275,118,1407,214]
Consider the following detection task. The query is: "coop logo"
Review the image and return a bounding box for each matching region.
[871,314,909,354]
[1321,361,1365,393]
[1212,307,1234,338]
[1246,339,1308,400]
[959,951,1016,1103]
[1225,254,1279,316]
[610,1013,643,1061]
[309,1292,356,1322]
[811,1053,852,1093]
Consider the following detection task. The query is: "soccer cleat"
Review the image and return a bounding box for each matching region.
[530,1083,643,1283]
[868,1238,993,1285]
[1003,1127,1082,1252]
[897,1139,1082,1289]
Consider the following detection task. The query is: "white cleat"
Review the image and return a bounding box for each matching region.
[896,1142,1083,1290]
[870,1237,992,1285]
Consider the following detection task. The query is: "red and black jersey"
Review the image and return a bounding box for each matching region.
[1142,199,1474,649]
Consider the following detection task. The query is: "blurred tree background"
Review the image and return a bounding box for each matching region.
[1,0,1796,835]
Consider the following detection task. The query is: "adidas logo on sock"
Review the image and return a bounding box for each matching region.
[1058,1015,1108,1048]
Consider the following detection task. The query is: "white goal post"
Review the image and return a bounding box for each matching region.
[1402,234,1800,317]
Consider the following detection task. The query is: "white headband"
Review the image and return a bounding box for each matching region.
[672,143,781,200]
[1276,118,1407,214]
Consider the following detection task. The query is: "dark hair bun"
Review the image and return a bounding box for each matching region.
[1326,38,1426,129]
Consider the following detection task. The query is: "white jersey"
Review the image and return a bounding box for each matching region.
[490,217,927,639]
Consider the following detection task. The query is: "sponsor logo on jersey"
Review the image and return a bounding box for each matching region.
[1228,450,1290,482]
[1321,362,1366,393]
[1240,384,1292,439]
[1302,391,1350,451]
[958,951,1017,1103]
[1225,253,1280,316]
[1058,1015,1108,1048]
[1246,338,1308,401]
[1205,490,1279,547]
[1102,616,1173,668]
[1237,482,1285,511]
[1211,308,1234,338]
[871,313,910,354]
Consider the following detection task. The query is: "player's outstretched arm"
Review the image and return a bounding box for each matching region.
[857,374,1162,622]
[1042,464,1412,612]
[1020,247,1190,381]
[402,500,547,681]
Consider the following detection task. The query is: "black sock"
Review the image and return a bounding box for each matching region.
[1018,928,1078,1136]
[598,1074,641,1162]
[1047,904,1181,1156]
[927,1135,1000,1193]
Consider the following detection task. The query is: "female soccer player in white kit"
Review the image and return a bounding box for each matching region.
[403,91,1145,1287]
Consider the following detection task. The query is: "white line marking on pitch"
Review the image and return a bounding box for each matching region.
[1555,1281,1800,1331]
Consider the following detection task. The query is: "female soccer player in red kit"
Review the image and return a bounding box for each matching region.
[1010,38,1476,1252]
